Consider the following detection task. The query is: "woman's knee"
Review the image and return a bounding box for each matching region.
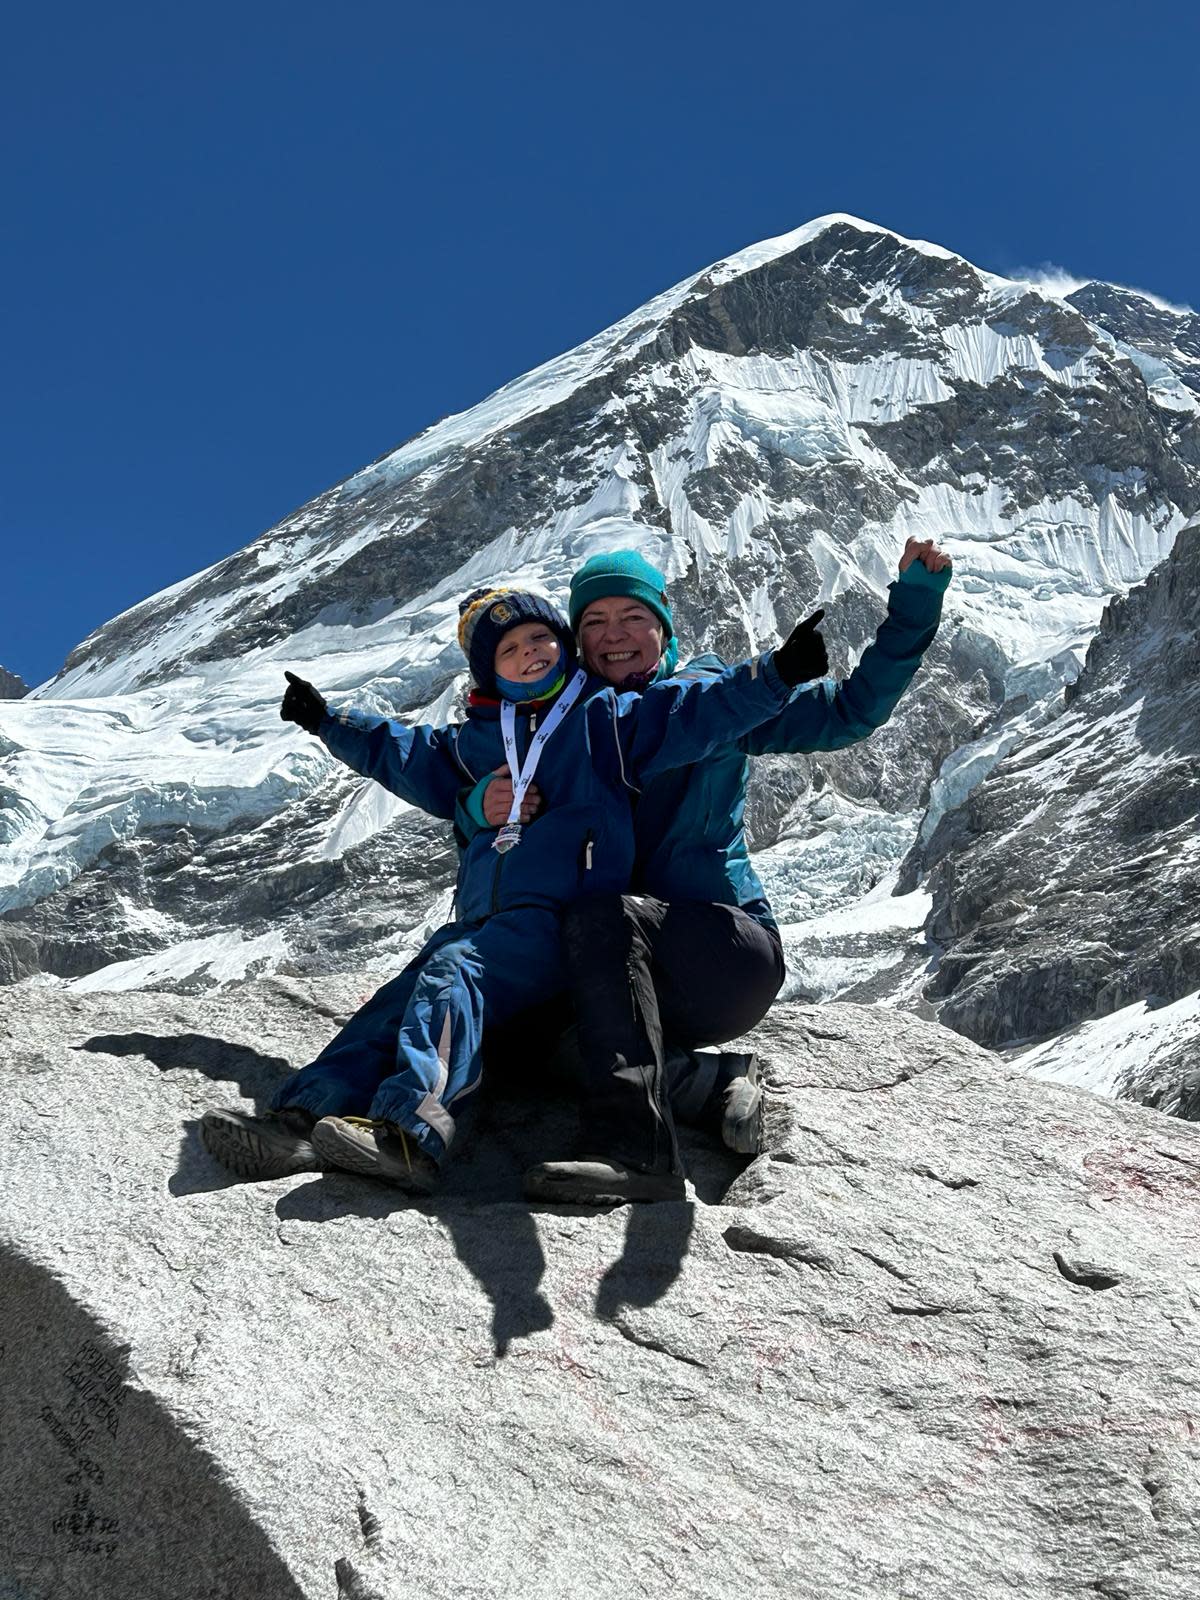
[562,893,626,947]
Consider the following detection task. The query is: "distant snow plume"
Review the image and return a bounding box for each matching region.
[1012,262,1090,297]
[1015,261,1194,315]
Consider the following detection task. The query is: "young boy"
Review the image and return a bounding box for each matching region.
[201,586,800,1198]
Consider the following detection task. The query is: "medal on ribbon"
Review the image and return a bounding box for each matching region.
[492,669,587,853]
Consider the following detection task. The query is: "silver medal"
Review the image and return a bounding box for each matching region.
[493,821,522,854]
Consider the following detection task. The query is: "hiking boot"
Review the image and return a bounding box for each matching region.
[716,1053,764,1155]
[523,1158,686,1205]
[200,1106,322,1180]
[310,1116,439,1195]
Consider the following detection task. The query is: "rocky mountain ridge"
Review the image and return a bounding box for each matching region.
[909,516,1200,1068]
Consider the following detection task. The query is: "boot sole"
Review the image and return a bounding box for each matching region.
[524,1164,686,1206]
[200,1110,322,1181]
[311,1119,437,1194]
[722,1059,764,1155]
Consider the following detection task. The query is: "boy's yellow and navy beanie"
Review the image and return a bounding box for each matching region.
[456,587,576,695]
[567,549,674,638]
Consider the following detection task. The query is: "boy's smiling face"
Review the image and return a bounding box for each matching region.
[494,621,563,684]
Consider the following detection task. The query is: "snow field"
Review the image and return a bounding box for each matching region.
[1009,990,1200,1101]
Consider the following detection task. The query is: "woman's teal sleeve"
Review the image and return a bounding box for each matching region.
[738,563,949,756]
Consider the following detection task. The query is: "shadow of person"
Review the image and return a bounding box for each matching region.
[76,1032,292,1093]
[438,1202,555,1357]
[590,1115,742,1319]
[272,1076,569,1359]
[274,1177,555,1360]
[594,1200,696,1322]
[75,1032,294,1199]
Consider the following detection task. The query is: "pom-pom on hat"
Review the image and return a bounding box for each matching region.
[568,549,674,638]
[456,586,575,696]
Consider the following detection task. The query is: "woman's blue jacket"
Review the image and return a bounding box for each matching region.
[459,562,950,928]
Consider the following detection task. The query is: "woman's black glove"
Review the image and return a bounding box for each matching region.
[280,671,327,735]
[773,610,829,687]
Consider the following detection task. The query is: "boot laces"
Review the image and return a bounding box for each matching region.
[339,1115,414,1172]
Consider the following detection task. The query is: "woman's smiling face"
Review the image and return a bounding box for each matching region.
[577,598,665,685]
[493,622,562,683]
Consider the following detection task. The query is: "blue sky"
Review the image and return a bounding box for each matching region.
[3,0,1197,687]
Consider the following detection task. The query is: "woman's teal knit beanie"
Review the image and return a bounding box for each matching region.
[568,549,675,639]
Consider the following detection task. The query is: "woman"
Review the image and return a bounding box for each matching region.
[463,540,952,1202]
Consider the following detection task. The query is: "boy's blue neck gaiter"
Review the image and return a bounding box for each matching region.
[495,665,567,703]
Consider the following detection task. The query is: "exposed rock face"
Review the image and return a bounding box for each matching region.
[914,521,1200,1050]
[1067,281,1200,400]
[4,982,1200,1598]
[0,664,28,699]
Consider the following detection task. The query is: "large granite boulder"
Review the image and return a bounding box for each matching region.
[3,979,1199,1599]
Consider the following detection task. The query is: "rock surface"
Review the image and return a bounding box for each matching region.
[4,979,1200,1598]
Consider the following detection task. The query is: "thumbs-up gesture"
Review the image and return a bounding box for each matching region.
[774,610,829,688]
[280,671,327,735]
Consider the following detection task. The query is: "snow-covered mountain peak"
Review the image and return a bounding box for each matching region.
[43,215,1190,703]
[704,212,992,284]
[336,216,1013,508]
[2,217,1198,1050]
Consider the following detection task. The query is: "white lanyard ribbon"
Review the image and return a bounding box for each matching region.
[494,667,587,852]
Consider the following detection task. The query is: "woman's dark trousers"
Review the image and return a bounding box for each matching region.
[562,895,786,1175]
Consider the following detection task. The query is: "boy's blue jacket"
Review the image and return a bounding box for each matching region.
[318,650,794,925]
[458,563,949,928]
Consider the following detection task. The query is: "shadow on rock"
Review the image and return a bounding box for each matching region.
[76,1032,292,1097]
[594,1200,696,1322]
[273,1086,560,1360]
[438,1203,555,1357]
[75,1032,295,1199]
[275,1175,554,1359]
[1,1243,308,1600]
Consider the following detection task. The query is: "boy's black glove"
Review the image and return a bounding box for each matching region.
[281,671,327,735]
[773,610,828,687]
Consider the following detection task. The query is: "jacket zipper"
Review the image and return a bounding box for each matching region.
[578,829,594,874]
[490,848,506,914]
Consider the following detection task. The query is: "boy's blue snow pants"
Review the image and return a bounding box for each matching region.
[271,910,566,1163]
